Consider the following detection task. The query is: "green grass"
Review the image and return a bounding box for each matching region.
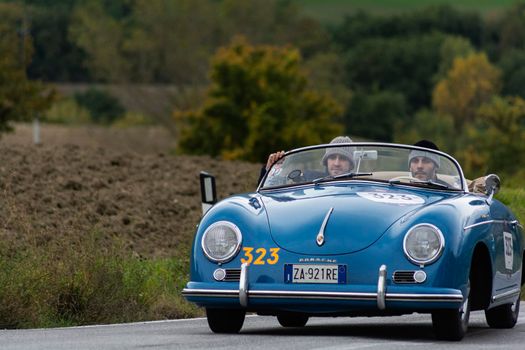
[296,0,516,24]
[0,232,200,329]
[497,187,525,225]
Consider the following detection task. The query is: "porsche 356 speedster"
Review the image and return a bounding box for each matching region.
[182,142,524,340]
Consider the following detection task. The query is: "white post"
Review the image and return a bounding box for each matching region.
[33,116,40,145]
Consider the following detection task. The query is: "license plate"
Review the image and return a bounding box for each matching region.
[284,264,347,284]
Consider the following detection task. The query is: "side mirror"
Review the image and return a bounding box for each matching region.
[200,171,217,215]
[484,174,500,204]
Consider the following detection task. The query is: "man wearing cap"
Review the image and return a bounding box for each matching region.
[321,136,354,176]
[258,136,354,185]
[408,140,445,184]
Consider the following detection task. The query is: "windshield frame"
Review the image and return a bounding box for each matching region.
[256,142,467,192]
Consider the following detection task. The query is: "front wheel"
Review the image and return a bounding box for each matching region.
[432,285,471,341]
[277,313,309,327]
[206,308,245,333]
[485,293,521,328]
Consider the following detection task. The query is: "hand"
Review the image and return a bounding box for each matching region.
[265,151,285,170]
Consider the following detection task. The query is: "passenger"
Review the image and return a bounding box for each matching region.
[408,140,446,184]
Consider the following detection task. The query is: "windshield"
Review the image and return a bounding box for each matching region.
[260,143,464,191]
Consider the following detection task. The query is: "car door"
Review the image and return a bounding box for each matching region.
[490,199,522,301]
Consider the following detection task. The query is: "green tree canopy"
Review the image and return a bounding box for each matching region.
[333,5,482,50]
[0,3,53,134]
[66,0,330,85]
[459,96,525,178]
[343,90,407,142]
[394,109,455,153]
[432,52,501,129]
[175,38,343,162]
[345,33,446,111]
[498,49,525,99]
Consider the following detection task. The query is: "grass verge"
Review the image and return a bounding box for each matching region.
[0,232,200,329]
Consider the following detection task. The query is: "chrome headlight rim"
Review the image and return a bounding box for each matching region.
[201,221,242,263]
[403,223,445,266]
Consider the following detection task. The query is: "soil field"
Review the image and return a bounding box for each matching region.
[0,124,261,258]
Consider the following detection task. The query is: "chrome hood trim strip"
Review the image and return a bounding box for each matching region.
[316,207,333,246]
[182,288,463,303]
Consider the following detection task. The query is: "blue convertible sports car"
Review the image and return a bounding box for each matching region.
[182,142,524,340]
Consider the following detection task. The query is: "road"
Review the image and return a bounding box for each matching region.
[1,304,524,350]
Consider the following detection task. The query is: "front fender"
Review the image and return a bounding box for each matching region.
[190,193,272,282]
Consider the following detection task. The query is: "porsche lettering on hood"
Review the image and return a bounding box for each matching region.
[261,188,439,255]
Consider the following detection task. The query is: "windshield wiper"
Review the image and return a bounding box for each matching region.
[313,172,373,185]
[389,178,450,190]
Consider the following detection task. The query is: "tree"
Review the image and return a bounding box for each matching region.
[432,53,501,129]
[434,35,475,82]
[333,5,482,51]
[69,1,129,82]
[394,109,455,153]
[0,3,53,134]
[496,2,525,52]
[498,49,525,99]
[344,90,407,142]
[458,96,525,178]
[345,33,446,111]
[175,38,343,162]
[25,0,90,81]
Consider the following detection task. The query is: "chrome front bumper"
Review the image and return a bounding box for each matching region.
[182,264,464,308]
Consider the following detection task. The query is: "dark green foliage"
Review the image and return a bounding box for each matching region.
[0,3,53,134]
[345,33,445,110]
[74,88,125,124]
[498,49,525,99]
[344,90,407,142]
[332,5,482,50]
[27,3,90,81]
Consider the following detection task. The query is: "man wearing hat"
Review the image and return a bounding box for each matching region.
[258,136,354,185]
[408,140,442,182]
[321,136,354,176]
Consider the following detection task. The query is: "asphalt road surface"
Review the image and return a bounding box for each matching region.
[1,304,524,350]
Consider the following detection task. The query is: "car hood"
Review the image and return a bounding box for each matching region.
[260,184,449,255]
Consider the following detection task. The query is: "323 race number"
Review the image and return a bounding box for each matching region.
[241,247,280,265]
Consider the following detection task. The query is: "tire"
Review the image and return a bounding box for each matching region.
[432,284,471,341]
[277,313,309,327]
[485,293,521,329]
[206,308,245,333]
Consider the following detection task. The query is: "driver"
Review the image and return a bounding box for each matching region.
[258,136,354,185]
[408,140,442,182]
[321,136,354,176]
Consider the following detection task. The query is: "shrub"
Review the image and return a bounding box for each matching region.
[74,88,126,124]
[44,97,92,124]
[112,112,154,128]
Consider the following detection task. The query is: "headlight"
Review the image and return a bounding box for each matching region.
[201,221,242,263]
[403,223,444,265]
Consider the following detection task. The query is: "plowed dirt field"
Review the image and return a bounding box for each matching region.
[0,124,260,257]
